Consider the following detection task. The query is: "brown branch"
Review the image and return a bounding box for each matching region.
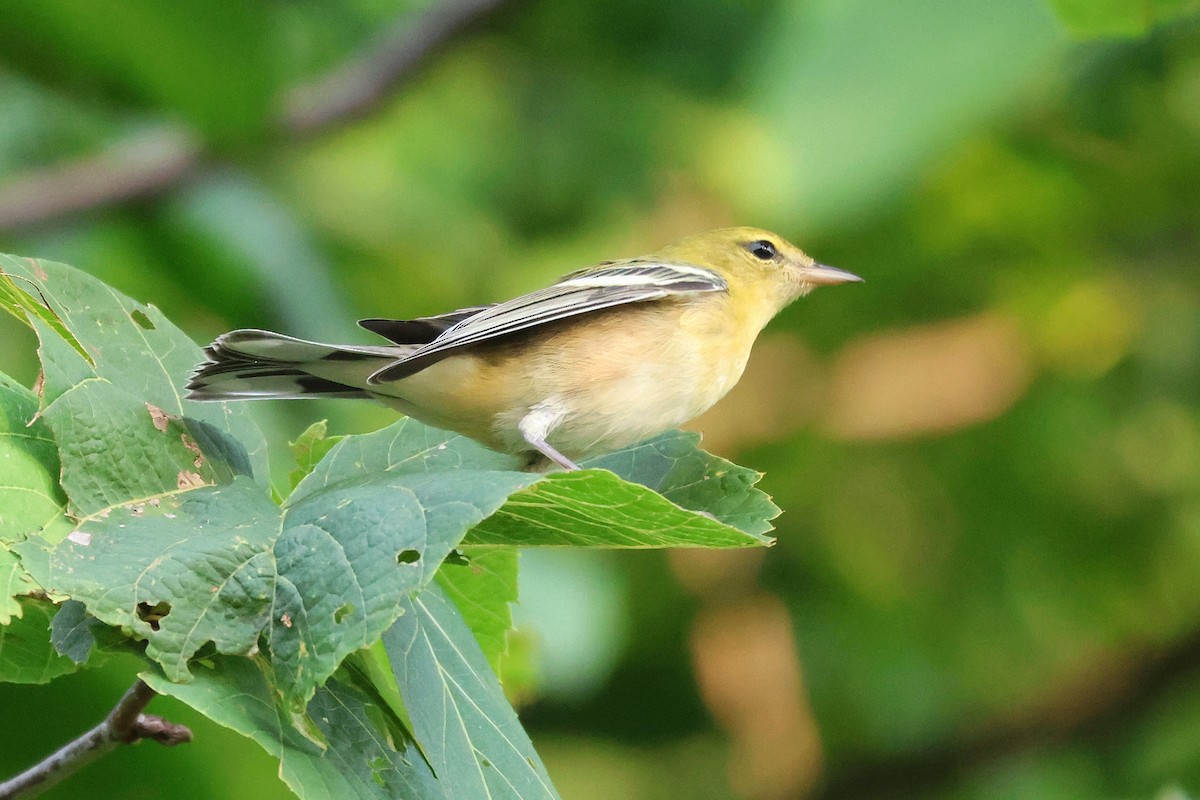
[0,680,192,800]
[0,0,512,233]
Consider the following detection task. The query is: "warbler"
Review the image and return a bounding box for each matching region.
[186,227,861,470]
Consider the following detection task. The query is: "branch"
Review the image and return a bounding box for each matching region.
[0,0,512,232]
[0,679,192,800]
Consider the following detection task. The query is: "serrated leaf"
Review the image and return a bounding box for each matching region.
[386,584,560,800]
[0,254,268,517]
[437,550,519,674]
[19,464,536,704]
[299,421,775,549]
[586,431,781,537]
[146,657,445,800]
[0,598,79,683]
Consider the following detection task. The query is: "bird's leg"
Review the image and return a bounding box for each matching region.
[518,405,581,471]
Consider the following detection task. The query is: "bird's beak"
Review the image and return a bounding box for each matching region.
[803,263,863,286]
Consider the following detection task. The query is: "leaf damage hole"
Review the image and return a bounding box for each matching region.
[396,549,420,565]
[130,309,155,330]
[136,600,171,631]
[334,603,355,624]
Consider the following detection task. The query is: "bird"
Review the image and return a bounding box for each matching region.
[186,227,861,470]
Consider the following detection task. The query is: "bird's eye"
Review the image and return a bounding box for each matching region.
[748,240,777,260]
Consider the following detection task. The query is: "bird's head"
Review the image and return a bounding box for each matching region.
[663,227,862,308]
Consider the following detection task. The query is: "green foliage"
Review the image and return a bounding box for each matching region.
[2,1,1200,798]
[385,585,557,800]
[1048,0,1200,36]
[0,255,776,797]
[0,599,77,684]
[0,0,277,142]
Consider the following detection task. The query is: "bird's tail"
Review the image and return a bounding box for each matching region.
[185,329,403,401]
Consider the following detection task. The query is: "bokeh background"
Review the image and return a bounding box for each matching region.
[2,0,1200,798]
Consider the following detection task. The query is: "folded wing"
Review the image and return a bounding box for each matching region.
[367,260,727,383]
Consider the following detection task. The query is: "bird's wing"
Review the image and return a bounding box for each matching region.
[367,259,727,383]
[358,305,493,344]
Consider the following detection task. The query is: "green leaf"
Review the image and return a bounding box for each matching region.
[19,464,536,704]
[0,545,40,626]
[49,599,100,665]
[0,370,70,623]
[0,254,269,517]
[386,584,561,800]
[0,371,68,541]
[288,420,345,491]
[436,549,519,674]
[1047,0,1200,36]
[0,267,90,364]
[301,421,775,549]
[585,431,781,536]
[145,657,446,800]
[0,598,79,684]
[467,465,775,548]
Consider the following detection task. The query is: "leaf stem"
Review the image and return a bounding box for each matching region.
[0,680,192,800]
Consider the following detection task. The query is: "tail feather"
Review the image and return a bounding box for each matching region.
[186,329,401,401]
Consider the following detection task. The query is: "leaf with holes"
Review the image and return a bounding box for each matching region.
[17,462,536,704]
[0,254,268,519]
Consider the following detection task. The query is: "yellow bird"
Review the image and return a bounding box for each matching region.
[186,227,861,470]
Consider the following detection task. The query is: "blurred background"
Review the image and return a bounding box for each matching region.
[1,0,1199,798]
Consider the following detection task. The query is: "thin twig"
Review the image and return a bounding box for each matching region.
[0,680,192,800]
[0,0,513,232]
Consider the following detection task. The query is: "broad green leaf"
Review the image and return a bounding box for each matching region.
[585,431,781,536]
[299,421,775,549]
[0,371,70,623]
[146,657,446,800]
[1047,0,1200,36]
[19,465,535,704]
[437,550,519,674]
[386,584,560,800]
[292,417,521,499]
[467,464,775,548]
[0,254,268,517]
[0,598,78,683]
